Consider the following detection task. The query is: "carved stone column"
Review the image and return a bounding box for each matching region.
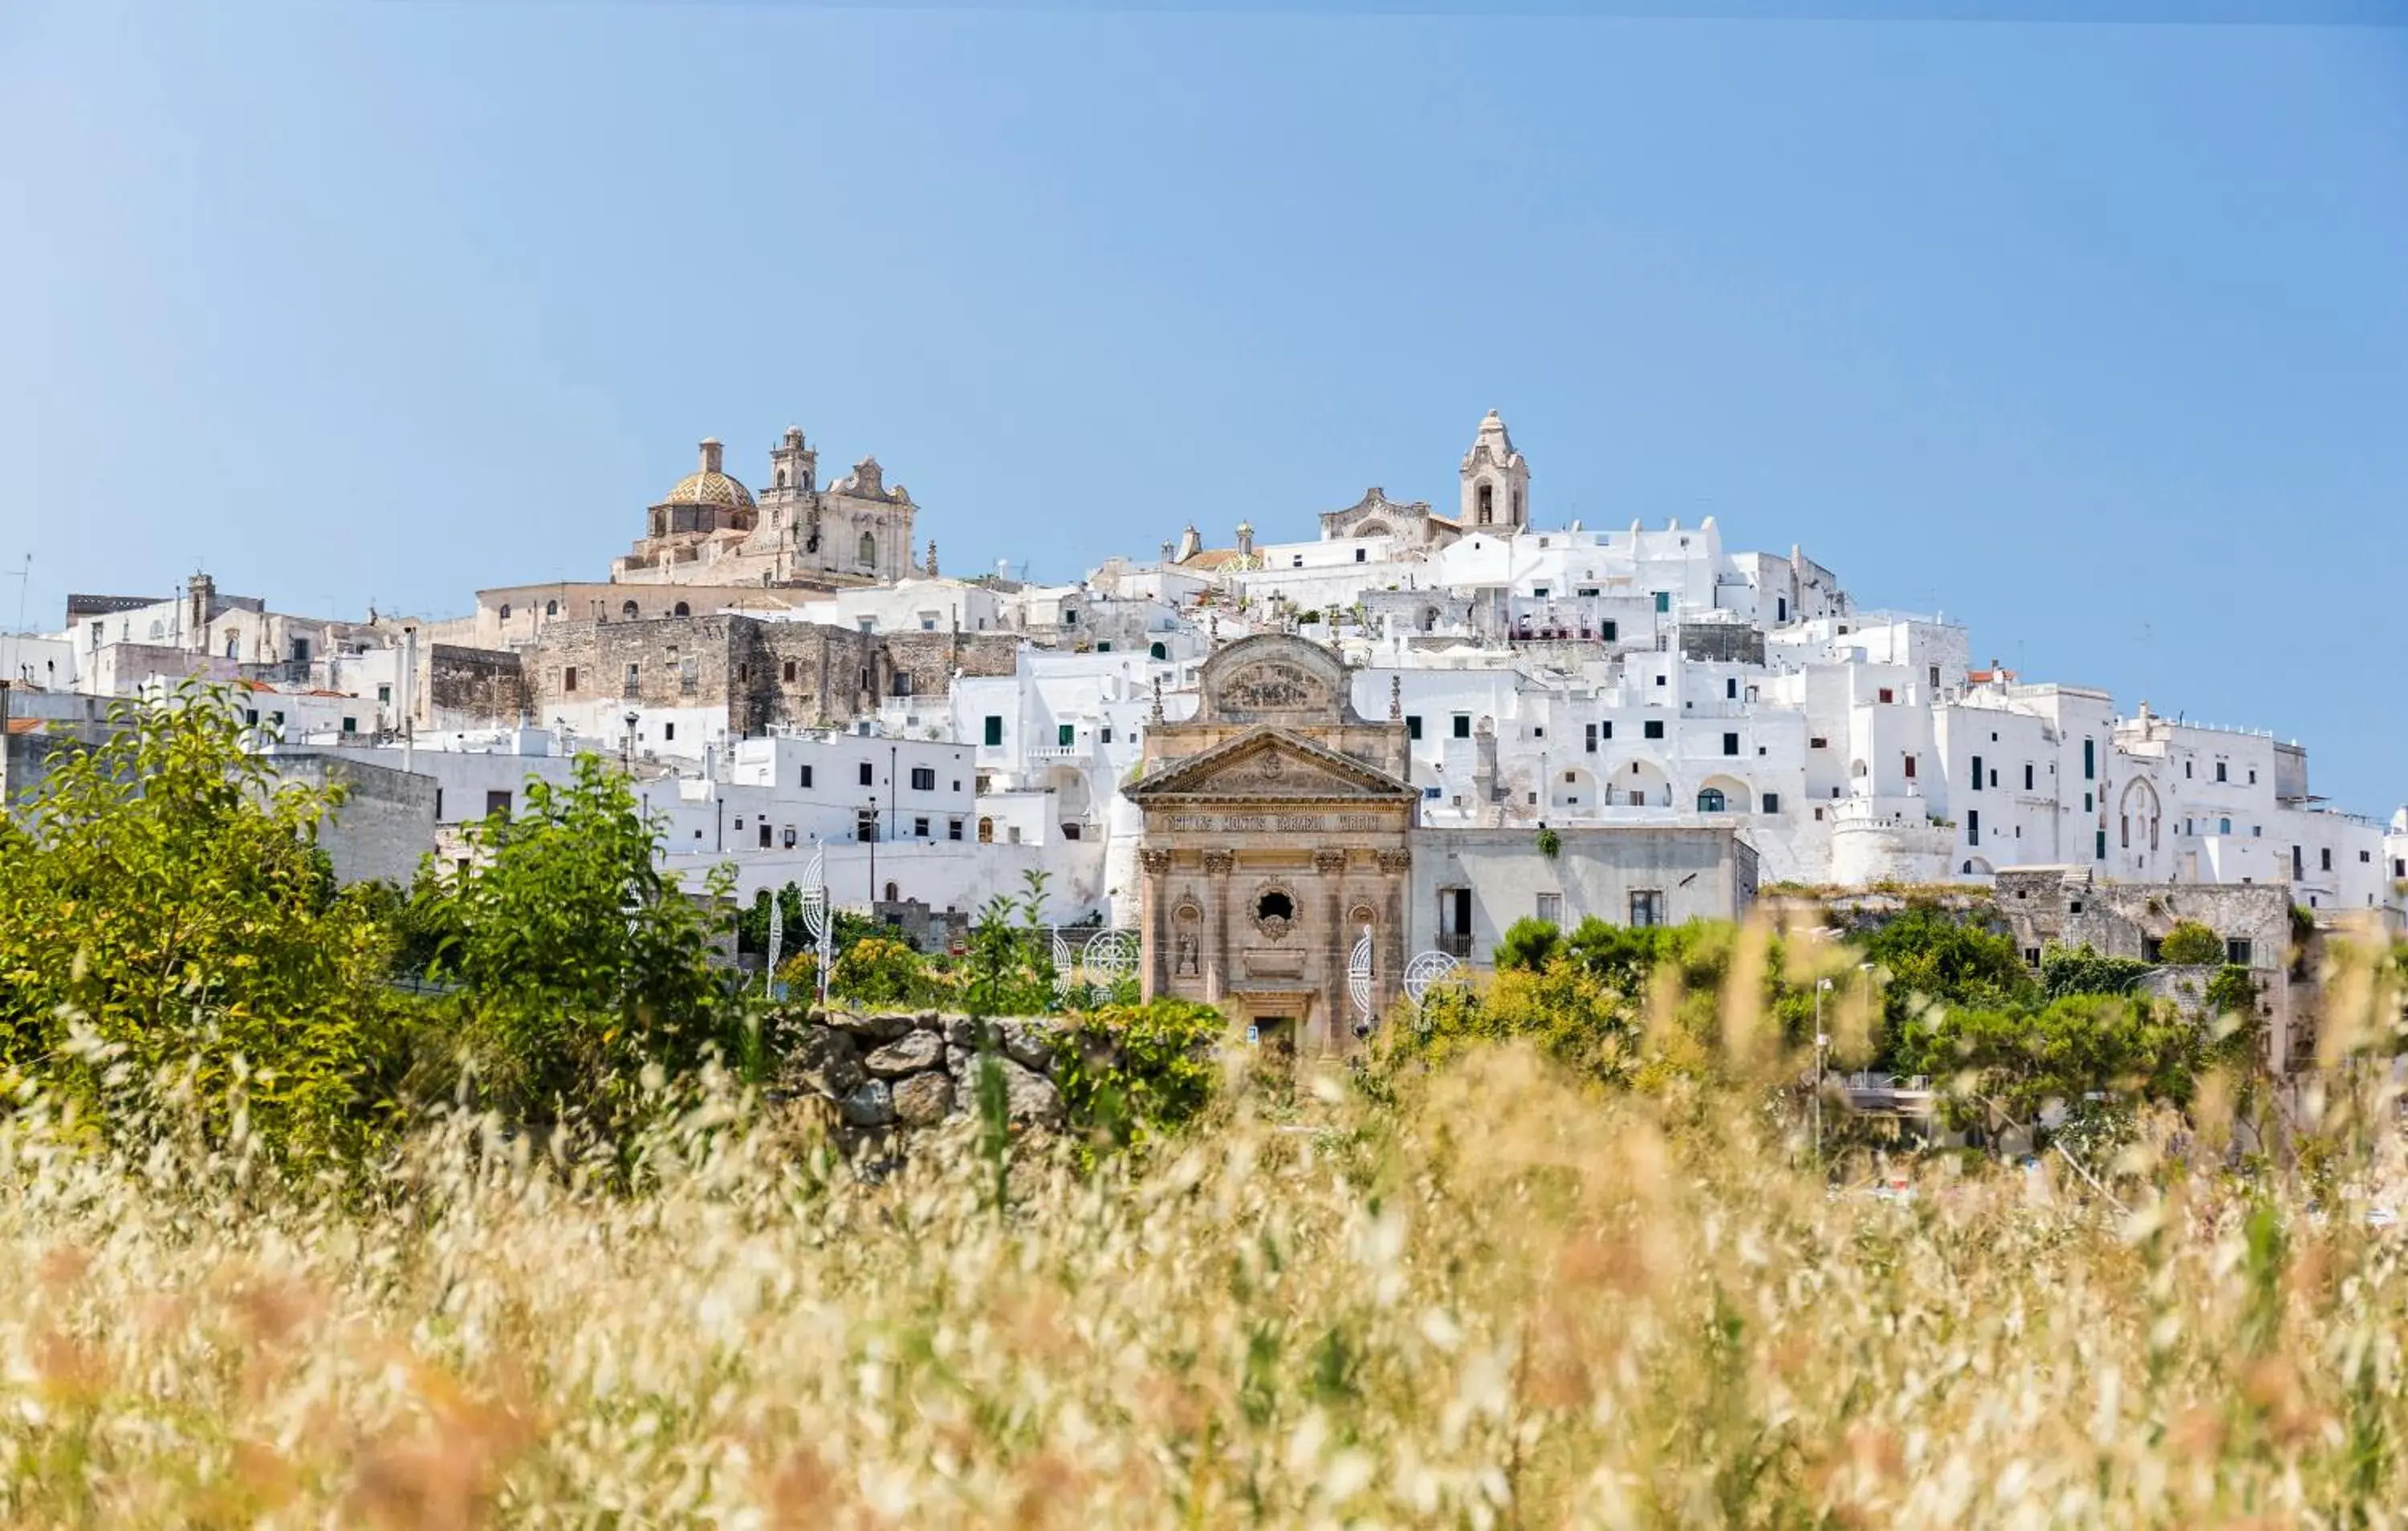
[1376,847,1413,1017]
[1202,849,1236,1004]
[1140,847,1173,1001]
[1316,847,1349,1050]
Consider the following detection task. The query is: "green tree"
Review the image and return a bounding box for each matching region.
[416,754,738,1123]
[0,686,399,1168]
[1857,906,2035,1059]
[2040,944,2154,1000]
[1493,916,1563,973]
[1896,992,2246,1143]
[2160,920,2225,966]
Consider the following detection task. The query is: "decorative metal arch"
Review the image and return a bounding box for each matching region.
[1403,949,1466,1006]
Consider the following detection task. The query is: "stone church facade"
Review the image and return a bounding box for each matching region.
[613,431,922,589]
[1127,636,1418,1054]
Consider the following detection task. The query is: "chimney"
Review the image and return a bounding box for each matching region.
[1235,521,1255,559]
[698,438,724,475]
[1175,524,1202,562]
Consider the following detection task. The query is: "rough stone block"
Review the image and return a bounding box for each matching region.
[891,1071,956,1127]
[780,1027,864,1101]
[864,1029,943,1076]
[830,1010,915,1043]
[837,1078,894,1127]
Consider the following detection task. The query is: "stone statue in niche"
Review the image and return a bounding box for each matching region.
[1174,932,1199,977]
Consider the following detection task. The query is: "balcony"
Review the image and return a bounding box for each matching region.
[1438,931,1474,960]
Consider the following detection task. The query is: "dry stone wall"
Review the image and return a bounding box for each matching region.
[773,1009,1087,1155]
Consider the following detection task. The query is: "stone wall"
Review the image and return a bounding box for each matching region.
[774,1009,1079,1157]
[270,753,440,885]
[425,644,530,730]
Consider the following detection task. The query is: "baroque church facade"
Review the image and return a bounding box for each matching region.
[613,430,923,588]
[1127,636,1419,1054]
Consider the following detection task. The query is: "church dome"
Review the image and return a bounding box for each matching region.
[655,437,755,512]
[659,469,755,511]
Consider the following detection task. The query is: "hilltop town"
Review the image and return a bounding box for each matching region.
[5,410,2402,1054]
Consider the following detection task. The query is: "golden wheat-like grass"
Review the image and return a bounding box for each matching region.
[3,956,2406,1528]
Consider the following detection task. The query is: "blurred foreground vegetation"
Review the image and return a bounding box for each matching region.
[2,690,2407,1522]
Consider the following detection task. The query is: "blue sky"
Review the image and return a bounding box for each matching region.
[2,3,2403,810]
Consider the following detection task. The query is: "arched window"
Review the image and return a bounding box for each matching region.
[1476,482,1494,525]
[672,601,690,618]
[978,817,994,843]
[223,633,238,660]
[857,532,877,570]
[544,599,558,617]
[883,880,899,903]
[498,603,511,621]
[1149,641,1167,660]
[620,600,639,619]
[2219,817,2231,835]
[775,465,788,487]
[1697,787,1727,814]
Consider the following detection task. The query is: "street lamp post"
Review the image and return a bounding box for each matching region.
[866,794,878,906]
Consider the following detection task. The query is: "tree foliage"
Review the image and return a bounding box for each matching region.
[2040,944,2153,1000]
[410,754,741,1123]
[2160,920,2225,967]
[0,687,399,1168]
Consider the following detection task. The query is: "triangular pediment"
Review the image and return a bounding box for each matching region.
[1129,727,1415,803]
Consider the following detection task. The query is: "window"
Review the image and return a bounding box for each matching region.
[910,766,936,791]
[1601,620,1617,641]
[498,603,510,620]
[1928,665,1940,689]
[1629,889,1666,928]
[1062,608,1077,627]
[484,790,512,817]
[662,722,675,741]
[1101,726,1113,745]
[1722,732,1739,756]
[1532,587,1549,599]
[978,818,995,844]
[1967,810,1979,846]
[2248,768,2257,785]
[983,716,1003,747]
[620,600,639,619]
[913,817,930,839]
[2084,739,2097,781]
[783,660,798,683]
[2024,763,2034,791]
[1697,787,1727,813]
[857,532,877,569]
[1058,723,1076,748]
[2321,847,2333,872]
[856,810,877,843]
[1762,792,1780,814]
[1971,755,1983,790]
[759,822,772,848]
[798,764,813,788]
[341,716,358,733]
[1355,548,1367,562]
[858,761,873,786]
[1452,714,1471,739]
[1095,642,1111,653]
[1653,591,1670,614]
[1406,715,1422,740]
[2096,829,2107,860]
[1903,754,1917,780]
[948,818,964,841]
[1877,688,1894,705]
[672,601,690,618]
[1150,641,1167,660]
[1584,722,1598,753]
[376,684,392,704]
[1477,483,1494,524]
[1644,720,1665,740]
[1776,596,1788,622]
[1535,893,1562,925]
[1654,674,1666,687]
[545,599,558,617]
[2227,939,2254,967]
[2215,761,2227,783]
[2219,817,2231,835]
[434,787,443,819]
[245,709,259,726]
[1725,677,1738,700]
[1810,737,1828,749]
[2185,761,2193,778]
[1256,890,1295,923]
[624,662,640,693]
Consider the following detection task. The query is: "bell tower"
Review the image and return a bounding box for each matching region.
[1458,408,1530,530]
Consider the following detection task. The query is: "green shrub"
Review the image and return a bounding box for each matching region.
[831,936,935,1007]
[2042,944,2153,999]
[2160,920,2225,967]
[1047,999,1225,1163]
[1494,916,1563,973]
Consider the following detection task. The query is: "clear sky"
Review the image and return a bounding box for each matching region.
[2,2,2403,810]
